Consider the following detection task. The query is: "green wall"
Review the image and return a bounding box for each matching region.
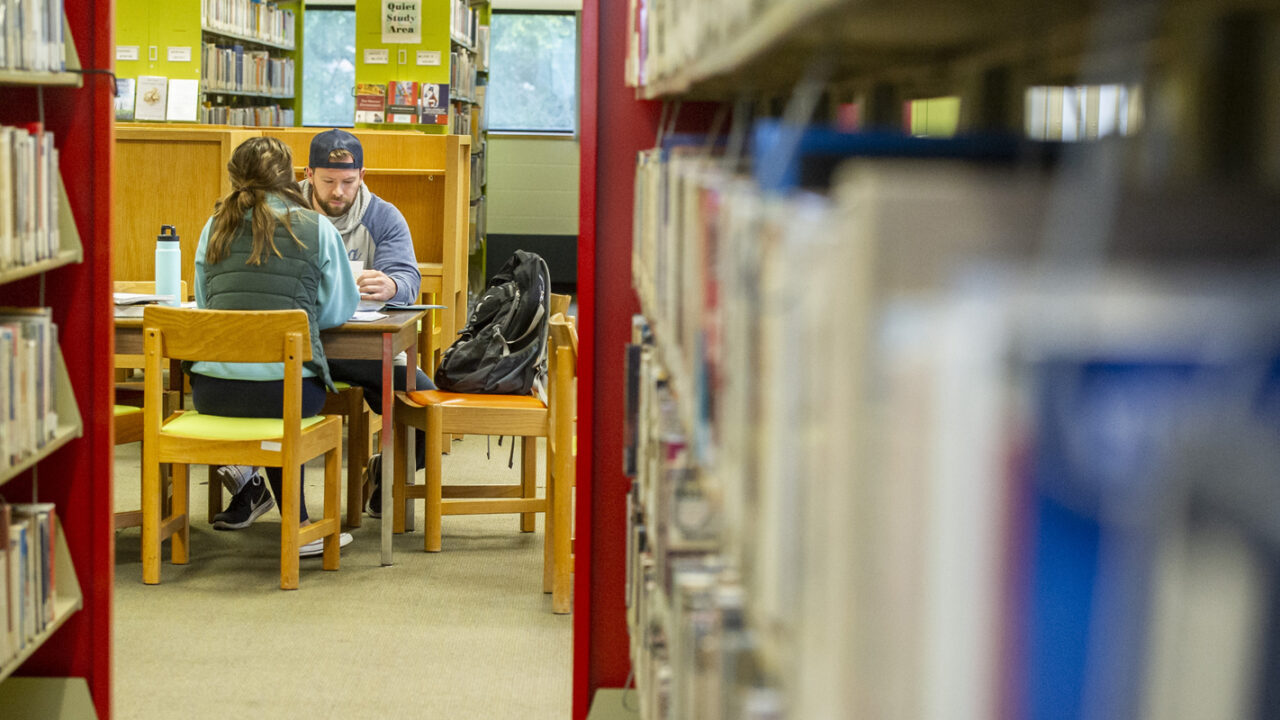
[486,135,579,235]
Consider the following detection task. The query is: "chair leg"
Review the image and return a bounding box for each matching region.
[425,405,443,552]
[393,413,410,535]
[280,464,300,591]
[142,449,163,585]
[171,463,190,565]
[207,465,221,523]
[346,400,369,529]
[520,436,537,533]
[324,447,342,571]
[543,440,554,594]
[551,448,572,614]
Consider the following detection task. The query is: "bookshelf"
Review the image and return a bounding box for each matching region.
[0,2,114,718]
[115,0,301,126]
[579,1,1280,719]
[458,0,489,305]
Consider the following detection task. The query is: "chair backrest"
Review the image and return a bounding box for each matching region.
[142,307,314,438]
[550,293,571,320]
[142,307,312,364]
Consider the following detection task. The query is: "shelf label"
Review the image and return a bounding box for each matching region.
[364,48,390,65]
[116,45,139,61]
[417,50,441,66]
[382,1,422,44]
[167,46,192,63]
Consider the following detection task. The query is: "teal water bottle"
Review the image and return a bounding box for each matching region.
[155,225,181,307]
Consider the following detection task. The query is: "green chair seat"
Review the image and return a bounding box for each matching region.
[114,404,143,417]
[162,411,326,441]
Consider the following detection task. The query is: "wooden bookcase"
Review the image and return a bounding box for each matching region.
[0,4,115,719]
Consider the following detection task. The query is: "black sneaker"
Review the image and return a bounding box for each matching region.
[213,476,274,530]
[364,453,383,519]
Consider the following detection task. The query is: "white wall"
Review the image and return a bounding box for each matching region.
[492,0,582,10]
[486,134,579,236]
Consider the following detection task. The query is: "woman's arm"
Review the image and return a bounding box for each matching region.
[314,215,361,328]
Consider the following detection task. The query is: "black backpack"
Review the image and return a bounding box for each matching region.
[434,250,551,397]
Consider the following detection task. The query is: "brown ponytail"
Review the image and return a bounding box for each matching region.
[206,136,312,266]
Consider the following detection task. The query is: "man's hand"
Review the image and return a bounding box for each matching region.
[356,269,397,302]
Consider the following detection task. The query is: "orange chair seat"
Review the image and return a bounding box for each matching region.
[405,389,546,410]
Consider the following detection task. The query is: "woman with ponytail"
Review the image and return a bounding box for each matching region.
[189,136,359,554]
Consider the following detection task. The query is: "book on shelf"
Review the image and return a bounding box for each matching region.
[134,75,168,121]
[115,78,137,121]
[0,0,65,73]
[419,82,449,126]
[0,306,57,466]
[0,123,59,268]
[166,78,200,123]
[354,82,387,124]
[386,80,419,124]
[0,501,58,666]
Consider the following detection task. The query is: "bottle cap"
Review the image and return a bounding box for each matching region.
[158,224,179,242]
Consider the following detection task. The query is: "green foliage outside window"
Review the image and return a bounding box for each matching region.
[303,9,356,127]
[489,13,577,133]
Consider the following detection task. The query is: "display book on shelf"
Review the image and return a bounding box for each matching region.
[624,106,1280,720]
[112,0,299,127]
[0,0,88,703]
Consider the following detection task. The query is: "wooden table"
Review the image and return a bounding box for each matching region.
[116,309,426,566]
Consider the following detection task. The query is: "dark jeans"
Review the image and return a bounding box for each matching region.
[190,373,327,522]
[327,359,433,470]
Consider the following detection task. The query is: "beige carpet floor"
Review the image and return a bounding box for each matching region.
[112,431,572,720]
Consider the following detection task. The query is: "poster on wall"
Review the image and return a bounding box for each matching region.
[382,1,422,44]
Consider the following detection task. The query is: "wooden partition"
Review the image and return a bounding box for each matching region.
[112,126,471,355]
[113,125,259,297]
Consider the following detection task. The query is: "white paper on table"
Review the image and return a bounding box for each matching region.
[349,311,387,323]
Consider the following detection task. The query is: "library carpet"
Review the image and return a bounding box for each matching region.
[112,432,571,720]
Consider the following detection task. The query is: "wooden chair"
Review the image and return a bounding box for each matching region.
[390,294,576,613]
[321,382,381,528]
[141,307,344,590]
[543,314,577,612]
[113,405,146,530]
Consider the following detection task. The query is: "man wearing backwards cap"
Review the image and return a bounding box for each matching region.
[213,129,433,528]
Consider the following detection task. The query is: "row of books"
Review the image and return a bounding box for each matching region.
[450,48,479,102]
[199,102,293,127]
[628,130,1280,718]
[469,145,486,199]
[201,0,295,49]
[201,42,295,97]
[354,81,449,126]
[624,0,802,89]
[450,0,480,50]
[451,104,473,138]
[0,123,60,271]
[0,307,59,467]
[467,195,486,255]
[0,0,65,73]
[0,502,58,668]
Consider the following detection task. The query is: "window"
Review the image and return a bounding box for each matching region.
[303,6,356,127]
[488,12,577,133]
